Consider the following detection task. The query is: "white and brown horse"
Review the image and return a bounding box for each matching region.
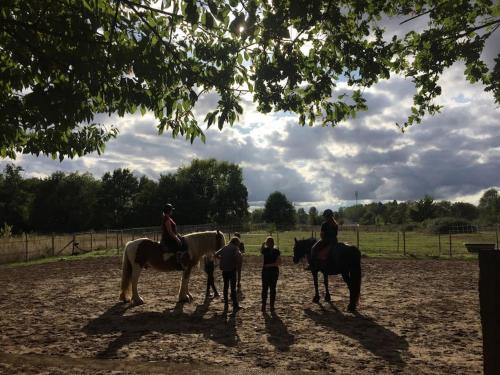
[119,230,225,305]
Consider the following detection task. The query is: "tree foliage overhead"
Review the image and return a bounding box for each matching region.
[1,0,499,159]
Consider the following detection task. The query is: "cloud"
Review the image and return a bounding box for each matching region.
[2,61,499,210]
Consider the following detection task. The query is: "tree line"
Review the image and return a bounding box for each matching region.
[254,191,500,233]
[0,159,249,234]
[1,160,499,235]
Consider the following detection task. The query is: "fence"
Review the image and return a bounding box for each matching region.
[0,223,498,265]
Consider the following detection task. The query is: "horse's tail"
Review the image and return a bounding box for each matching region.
[119,244,133,301]
[349,246,362,310]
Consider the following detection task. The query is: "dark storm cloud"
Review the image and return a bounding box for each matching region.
[243,165,319,202]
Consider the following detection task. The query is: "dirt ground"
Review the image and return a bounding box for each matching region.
[0,255,483,374]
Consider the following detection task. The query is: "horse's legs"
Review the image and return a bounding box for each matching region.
[323,272,331,302]
[312,271,320,303]
[237,266,242,291]
[178,267,192,303]
[131,264,144,305]
[342,272,356,312]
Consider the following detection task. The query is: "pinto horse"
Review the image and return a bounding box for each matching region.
[293,238,362,312]
[119,230,225,305]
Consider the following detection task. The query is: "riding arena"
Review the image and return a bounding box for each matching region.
[0,226,483,374]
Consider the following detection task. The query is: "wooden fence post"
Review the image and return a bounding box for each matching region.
[105,229,108,249]
[72,234,76,255]
[90,232,93,252]
[51,233,55,256]
[116,232,119,253]
[478,251,500,374]
[25,233,28,262]
[496,224,499,250]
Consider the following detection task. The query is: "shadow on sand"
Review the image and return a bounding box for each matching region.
[304,303,409,367]
[263,312,295,352]
[83,298,239,358]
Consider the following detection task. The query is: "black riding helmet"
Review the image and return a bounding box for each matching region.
[163,203,175,214]
[322,208,334,218]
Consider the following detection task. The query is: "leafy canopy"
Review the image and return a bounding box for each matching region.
[1,0,499,159]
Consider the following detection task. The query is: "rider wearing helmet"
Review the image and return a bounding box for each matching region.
[309,209,339,269]
[160,203,184,252]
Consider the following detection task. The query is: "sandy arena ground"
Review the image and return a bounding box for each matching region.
[0,255,483,374]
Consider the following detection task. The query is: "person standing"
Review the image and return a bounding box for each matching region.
[261,236,281,313]
[215,237,242,312]
[234,232,245,292]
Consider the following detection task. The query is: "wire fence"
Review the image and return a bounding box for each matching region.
[0,223,498,265]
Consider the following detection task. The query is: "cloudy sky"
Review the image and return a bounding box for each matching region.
[2,24,500,211]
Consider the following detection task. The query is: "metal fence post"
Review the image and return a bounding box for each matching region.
[51,233,55,256]
[496,224,499,250]
[356,224,360,249]
[438,232,441,257]
[403,231,406,256]
[25,233,28,262]
[449,232,452,257]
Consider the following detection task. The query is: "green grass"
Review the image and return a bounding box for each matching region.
[238,230,492,260]
[4,228,493,267]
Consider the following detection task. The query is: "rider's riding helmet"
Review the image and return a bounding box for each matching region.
[163,203,175,214]
[322,208,334,218]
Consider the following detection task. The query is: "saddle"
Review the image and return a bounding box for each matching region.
[316,243,343,272]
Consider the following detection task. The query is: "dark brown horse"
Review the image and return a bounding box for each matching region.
[293,238,361,312]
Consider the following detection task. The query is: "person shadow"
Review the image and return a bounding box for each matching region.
[263,312,295,352]
[83,298,239,358]
[304,303,409,367]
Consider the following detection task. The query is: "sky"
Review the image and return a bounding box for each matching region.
[2,22,500,212]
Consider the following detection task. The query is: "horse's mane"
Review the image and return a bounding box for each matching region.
[183,230,226,262]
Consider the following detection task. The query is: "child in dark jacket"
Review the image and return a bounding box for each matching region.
[204,253,219,298]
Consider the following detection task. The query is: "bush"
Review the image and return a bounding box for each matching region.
[424,217,476,234]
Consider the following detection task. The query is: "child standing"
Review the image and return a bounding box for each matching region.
[261,236,281,313]
[215,237,243,312]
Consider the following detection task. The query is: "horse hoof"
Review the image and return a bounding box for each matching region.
[312,296,320,303]
[132,298,145,306]
[325,295,331,302]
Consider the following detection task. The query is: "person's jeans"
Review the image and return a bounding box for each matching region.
[262,267,279,308]
[222,270,238,307]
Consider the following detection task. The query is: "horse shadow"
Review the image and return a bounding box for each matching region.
[263,312,295,352]
[304,304,409,367]
[83,298,239,358]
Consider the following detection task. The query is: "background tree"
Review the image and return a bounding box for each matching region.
[30,172,100,232]
[171,159,248,224]
[451,202,479,222]
[97,169,139,228]
[308,206,320,225]
[1,0,498,159]
[478,188,500,224]
[131,176,160,227]
[0,164,32,232]
[409,195,436,222]
[296,207,309,224]
[263,191,296,228]
[250,208,264,224]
